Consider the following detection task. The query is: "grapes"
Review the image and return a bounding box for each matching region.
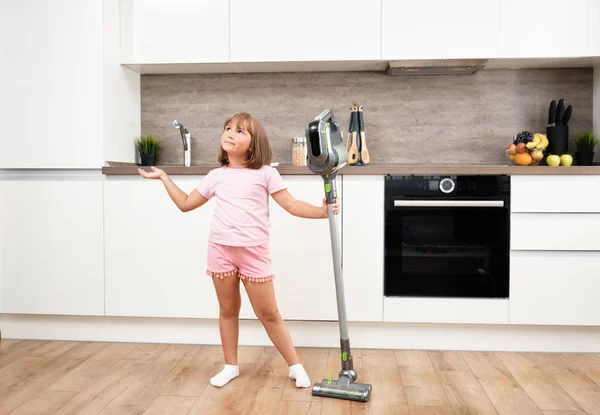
[514,131,533,145]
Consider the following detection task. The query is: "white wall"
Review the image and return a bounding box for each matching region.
[103,0,141,164]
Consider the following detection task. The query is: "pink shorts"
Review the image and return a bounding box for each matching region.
[206,242,274,283]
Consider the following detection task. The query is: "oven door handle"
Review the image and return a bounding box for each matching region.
[393,200,504,207]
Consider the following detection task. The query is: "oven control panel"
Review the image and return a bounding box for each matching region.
[385,175,509,198]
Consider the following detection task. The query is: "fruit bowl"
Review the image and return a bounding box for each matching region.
[505,131,548,166]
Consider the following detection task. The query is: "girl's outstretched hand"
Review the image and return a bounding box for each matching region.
[322,197,340,217]
[138,166,166,180]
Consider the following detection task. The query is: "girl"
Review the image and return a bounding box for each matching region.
[138,112,340,389]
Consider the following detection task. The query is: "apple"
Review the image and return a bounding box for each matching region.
[531,149,544,161]
[546,155,560,166]
[517,143,527,153]
[560,154,573,166]
[506,143,517,155]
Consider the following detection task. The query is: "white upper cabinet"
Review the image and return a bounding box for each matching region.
[499,0,589,58]
[0,0,104,168]
[588,0,600,56]
[120,0,229,64]
[229,0,382,62]
[382,0,500,60]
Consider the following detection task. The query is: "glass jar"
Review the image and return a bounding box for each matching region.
[292,137,307,166]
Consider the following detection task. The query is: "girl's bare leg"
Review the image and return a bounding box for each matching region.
[210,275,242,387]
[243,279,311,387]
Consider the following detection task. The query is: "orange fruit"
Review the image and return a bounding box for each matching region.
[514,152,533,166]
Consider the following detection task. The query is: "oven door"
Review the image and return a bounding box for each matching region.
[384,199,509,299]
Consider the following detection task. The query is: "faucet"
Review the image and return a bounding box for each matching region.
[173,120,191,167]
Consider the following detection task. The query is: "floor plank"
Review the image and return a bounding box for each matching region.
[54,359,151,415]
[124,342,170,361]
[9,390,78,415]
[462,351,542,415]
[428,351,471,372]
[437,370,499,414]
[408,407,454,415]
[562,353,600,387]
[276,401,322,415]
[0,340,47,370]
[0,339,21,351]
[527,353,582,375]
[28,341,79,358]
[496,352,582,411]
[143,396,197,415]
[47,358,119,392]
[89,342,139,361]
[98,344,199,415]
[551,372,600,415]
[234,348,290,415]
[187,363,255,415]
[395,350,449,407]
[541,411,588,415]
[0,355,84,415]
[161,345,222,397]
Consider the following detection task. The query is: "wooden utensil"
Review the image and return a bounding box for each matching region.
[356,102,370,165]
[348,105,360,165]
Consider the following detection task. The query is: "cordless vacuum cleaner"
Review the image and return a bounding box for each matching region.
[305,109,372,403]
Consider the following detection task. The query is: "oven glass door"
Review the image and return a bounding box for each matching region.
[384,202,509,299]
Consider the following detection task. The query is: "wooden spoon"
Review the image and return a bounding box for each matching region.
[348,105,359,165]
[357,103,370,164]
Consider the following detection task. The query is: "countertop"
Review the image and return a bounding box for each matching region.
[103,162,600,176]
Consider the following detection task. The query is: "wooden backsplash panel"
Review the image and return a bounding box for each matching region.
[141,69,593,165]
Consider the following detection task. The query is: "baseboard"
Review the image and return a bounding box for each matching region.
[1,314,599,353]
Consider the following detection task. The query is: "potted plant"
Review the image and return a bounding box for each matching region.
[136,135,160,166]
[574,132,598,166]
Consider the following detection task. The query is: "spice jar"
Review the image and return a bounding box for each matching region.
[292,137,307,166]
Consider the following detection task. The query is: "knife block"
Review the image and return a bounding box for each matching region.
[546,125,569,155]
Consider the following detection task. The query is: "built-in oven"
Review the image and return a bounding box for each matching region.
[384,175,510,299]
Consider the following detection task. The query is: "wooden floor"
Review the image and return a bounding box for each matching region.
[1,339,600,415]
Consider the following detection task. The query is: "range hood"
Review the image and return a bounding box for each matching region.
[385,59,488,75]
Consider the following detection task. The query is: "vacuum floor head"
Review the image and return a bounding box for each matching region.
[312,376,372,402]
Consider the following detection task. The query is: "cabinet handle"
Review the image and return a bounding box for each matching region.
[393,200,504,208]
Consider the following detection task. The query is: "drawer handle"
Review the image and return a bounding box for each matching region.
[393,200,504,208]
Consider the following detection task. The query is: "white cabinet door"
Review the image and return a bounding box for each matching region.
[588,0,600,56]
[0,0,103,168]
[0,179,104,315]
[342,176,384,322]
[230,0,381,62]
[499,0,588,58]
[120,0,229,64]
[104,177,219,318]
[510,251,600,326]
[249,176,340,321]
[382,0,499,60]
[511,176,600,213]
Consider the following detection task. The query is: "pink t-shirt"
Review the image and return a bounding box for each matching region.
[196,165,286,247]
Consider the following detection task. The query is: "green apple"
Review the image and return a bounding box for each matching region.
[560,154,573,166]
[546,155,561,166]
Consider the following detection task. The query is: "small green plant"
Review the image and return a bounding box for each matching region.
[575,132,599,153]
[136,135,160,155]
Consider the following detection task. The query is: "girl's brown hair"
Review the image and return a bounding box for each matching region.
[218,112,273,169]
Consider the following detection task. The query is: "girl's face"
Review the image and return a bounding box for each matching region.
[221,122,252,159]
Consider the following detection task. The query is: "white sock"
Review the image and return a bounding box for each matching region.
[210,364,239,387]
[289,363,311,388]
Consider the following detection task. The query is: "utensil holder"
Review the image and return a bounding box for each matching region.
[546,125,568,155]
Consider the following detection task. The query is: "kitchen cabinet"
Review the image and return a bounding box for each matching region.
[262,176,340,321]
[104,175,339,321]
[499,0,589,58]
[510,251,600,326]
[0,179,104,315]
[588,0,600,56]
[104,177,219,318]
[511,213,600,251]
[342,176,384,322]
[0,0,104,168]
[120,0,229,64]
[382,0,499,60]
[511,176,600,213]
[229,0,381,62]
